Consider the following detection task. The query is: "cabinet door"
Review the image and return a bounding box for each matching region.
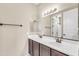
[50,49,68,56]
[28,39,33,56]
[32,41,40,56]
[40,44,50,56]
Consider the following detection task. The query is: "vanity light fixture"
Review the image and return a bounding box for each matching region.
[53,8,57,12]
[43,8,57,17]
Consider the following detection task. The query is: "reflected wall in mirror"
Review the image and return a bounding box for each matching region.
[38,16,51,36]
[63,8,78,41]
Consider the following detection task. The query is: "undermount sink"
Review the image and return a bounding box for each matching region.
[41,36,56,42]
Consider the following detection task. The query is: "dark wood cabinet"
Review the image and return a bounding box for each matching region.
[28,39,33,56]
[32,41,40,56]
[28,39,68,56]
[50,49,68,56]
[40,44,50,56]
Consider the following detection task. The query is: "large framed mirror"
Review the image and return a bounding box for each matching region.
[37,6,78,41]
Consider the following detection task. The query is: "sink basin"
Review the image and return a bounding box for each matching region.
[42,36,56,42]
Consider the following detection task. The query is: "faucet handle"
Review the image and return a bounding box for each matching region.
[63,34,66,36]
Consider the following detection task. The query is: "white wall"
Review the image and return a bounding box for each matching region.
[0,3,37,56]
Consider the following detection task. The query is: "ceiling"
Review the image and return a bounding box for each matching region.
[33,3,40,6]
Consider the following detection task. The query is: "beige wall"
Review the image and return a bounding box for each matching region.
[0,3,78,56]
[0,3,37,56]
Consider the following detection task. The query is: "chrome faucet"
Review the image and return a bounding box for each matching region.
[37,33,43,38]
[38,35,43,38]
[56,37,62,43]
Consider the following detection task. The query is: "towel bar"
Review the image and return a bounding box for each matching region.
[0,23,22,27]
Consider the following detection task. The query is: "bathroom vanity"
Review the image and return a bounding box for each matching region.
[28,39,68,56]
[28,6,79,56]
[28,35,79,56]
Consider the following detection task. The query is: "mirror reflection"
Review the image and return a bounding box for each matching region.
[38,7,78,41]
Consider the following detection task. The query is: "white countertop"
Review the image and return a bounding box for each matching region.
[27,34,79,56]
